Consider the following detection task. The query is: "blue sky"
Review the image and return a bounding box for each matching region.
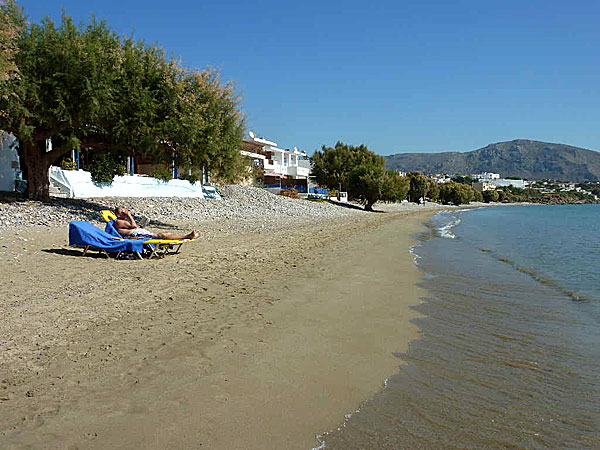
[20,0,600,155]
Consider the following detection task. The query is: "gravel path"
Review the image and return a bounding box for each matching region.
[0,185,358,231]
[0,185,454,238]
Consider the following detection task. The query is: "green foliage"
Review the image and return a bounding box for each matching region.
[493,186,597,204]
[178,171,200,184]
[88,154,126,184]
[438,182,477,205]
[482,189,500,203]
[427,179,440,201]
[251,164,264,182]
[0,5,245,200]
[151,168,172,182]
[407,171,429,203]
[347,164,408,211]
[60,158,77,170]
[451,175,476,185]
[382,173,410,203]
[0,0,23,84]
[311,141,385,191]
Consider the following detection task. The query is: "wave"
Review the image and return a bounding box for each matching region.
[437,217,461,239]
[481,248,591,302]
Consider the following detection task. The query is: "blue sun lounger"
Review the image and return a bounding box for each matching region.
[69,221,144,258]
[101,211,192,258]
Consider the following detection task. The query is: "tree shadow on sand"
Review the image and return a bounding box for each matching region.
[42,248,106,258]
[330,201,387,213]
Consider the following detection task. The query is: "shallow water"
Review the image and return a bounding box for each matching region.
[318,205,600,449]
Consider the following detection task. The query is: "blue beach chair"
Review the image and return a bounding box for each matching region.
[69,221,144,259]
[101,210,192,258]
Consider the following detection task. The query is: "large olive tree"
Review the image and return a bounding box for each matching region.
[0,4,244,200]
[311,141,385,192]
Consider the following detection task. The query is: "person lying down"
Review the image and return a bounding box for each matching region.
[113,207,199,240]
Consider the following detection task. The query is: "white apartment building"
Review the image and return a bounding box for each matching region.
[242,133,311,188]
[472,172,500,180]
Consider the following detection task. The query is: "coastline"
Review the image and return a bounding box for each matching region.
[0,200,435,449]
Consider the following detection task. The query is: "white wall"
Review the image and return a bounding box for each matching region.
[49,167,210,198]
[0,133,20,192]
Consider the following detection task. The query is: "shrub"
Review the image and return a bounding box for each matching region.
[483,190,500,203]
[179,171,200,184]
[151,168,172,182]
[279,188,300,199]
[88,154,126,184]
[60,158,77,170]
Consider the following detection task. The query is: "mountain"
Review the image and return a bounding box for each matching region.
[385,139,600,182]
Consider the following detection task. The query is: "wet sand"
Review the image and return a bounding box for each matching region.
[0,210,431,449]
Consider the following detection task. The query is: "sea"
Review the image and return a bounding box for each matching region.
[316,204,600,449]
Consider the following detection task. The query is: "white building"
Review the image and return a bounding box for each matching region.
[488,178,526,189]
[472,172,500,180]
[431,174,452,184]
[472,182,497,192]
[241,133,311,189]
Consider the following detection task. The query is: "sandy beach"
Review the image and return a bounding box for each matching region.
[0,199,434,449]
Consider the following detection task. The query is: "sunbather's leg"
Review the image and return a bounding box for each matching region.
[153,230,198,240]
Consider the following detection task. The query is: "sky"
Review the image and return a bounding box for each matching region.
[18,0,600,155]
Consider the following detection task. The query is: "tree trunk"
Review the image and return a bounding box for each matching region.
[22,140,53,201]
[364,201,374,211]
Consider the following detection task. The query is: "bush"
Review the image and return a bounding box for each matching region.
[179,171,200,184]
[483,190,500,203]
[279,188,300,199]
[88,154,126,184]
[251,164,264,182]
[60,158,77,170]
[151,168,172,182]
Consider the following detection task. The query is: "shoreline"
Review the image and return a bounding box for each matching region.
[1,197,437,449]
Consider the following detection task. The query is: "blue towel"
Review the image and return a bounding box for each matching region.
[69,221,144,253]
[104,219,122,238]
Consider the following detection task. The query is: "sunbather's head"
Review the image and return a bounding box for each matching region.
[115,206,128,219]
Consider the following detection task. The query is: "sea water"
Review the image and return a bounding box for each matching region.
[317,204,600,449]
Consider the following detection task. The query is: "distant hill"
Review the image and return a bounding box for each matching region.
[385,139,600,182]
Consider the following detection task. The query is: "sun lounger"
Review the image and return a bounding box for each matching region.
[100,210,193,258]
[69,221,144,259]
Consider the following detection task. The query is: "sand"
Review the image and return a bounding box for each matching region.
[0,209,433,449]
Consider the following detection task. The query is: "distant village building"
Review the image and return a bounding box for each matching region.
[472,172,500,181]
[472,182,497,192]
[241,132,311,190]
[488,179,526,189]
[431,174,452,184]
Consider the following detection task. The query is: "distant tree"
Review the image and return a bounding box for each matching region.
[407,171,429,203]
[497,189,507,202]
[426,179,440,201]
[347,164,408,211]
[164,68,244,182]
[383,172,410,204]
[451,174,476,185]
[0,0,22,83]
[438,182,476,205]
[311,141,385,191]
[482,190,499,203]
[472,189,483,202]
